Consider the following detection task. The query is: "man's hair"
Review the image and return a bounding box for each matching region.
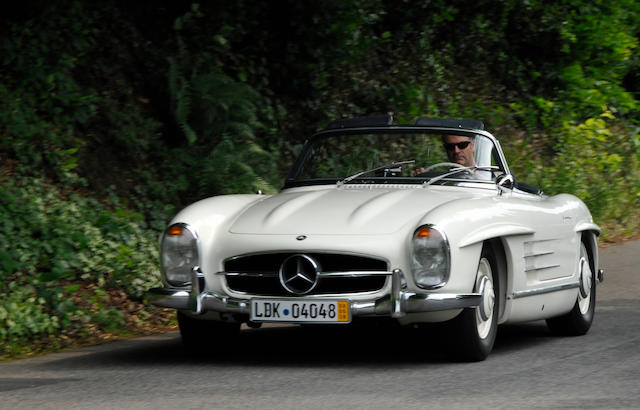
[441,134,475,141]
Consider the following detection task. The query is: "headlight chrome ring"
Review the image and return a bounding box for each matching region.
[161,223,200,287]
[410,224,450,289]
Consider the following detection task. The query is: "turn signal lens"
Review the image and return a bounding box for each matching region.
[168,225,184,236]
[415,227,431,238]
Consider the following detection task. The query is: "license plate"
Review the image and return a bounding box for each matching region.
[250,299,350,323]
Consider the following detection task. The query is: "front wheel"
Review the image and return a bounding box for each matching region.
[546,240,596,335]
[447,243,499,362]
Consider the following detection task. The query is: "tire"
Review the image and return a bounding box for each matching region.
[177,311,240,351]
[546,240,596,336]
[447,243,499,362]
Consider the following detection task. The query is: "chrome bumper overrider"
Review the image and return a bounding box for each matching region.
[147,269,482,319]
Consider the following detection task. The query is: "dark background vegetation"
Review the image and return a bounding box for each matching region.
[1,0,639,358]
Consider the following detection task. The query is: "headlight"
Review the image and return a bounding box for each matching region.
[410,225,450,289]
[161,223,199,287]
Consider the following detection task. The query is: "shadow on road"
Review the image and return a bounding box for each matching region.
[32,320,559,370]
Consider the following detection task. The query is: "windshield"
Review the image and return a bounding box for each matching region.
[286,130,504,187]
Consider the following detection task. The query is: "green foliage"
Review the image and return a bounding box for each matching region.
[0,176,161,355]
[554,115,639,238]
[166,5,280,195]
[91,308,126,333]
[0,283,60,342]
[504,110,640,240]
[0,3,99,183]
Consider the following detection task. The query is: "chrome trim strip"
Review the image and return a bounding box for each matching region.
[524,264,560,272]
[511,281,580,299]
[221,272,279,277]
[403,292,481,312]
[218,270,393,278]
[190,266,205,314]
[146,288,191,309]
[524,250,554,258]
[224,287,383,298]
[390,268,405,317]
[319,271,393,277]
[338,180,498,190]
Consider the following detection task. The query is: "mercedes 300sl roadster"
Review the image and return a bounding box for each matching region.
[148,115,603,361]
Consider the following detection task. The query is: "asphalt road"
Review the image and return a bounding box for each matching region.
[1,240,639,409]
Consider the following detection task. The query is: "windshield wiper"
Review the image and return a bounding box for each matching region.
[425,166,499,186]
[337,160,416,185]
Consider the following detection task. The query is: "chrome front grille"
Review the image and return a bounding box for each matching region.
[223,253,389,296]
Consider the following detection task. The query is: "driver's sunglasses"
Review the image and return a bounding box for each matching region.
[444,141,472,151]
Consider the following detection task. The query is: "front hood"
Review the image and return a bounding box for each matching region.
[229,186,471,235]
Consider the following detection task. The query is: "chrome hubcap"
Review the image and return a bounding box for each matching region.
[475,258,495,339]
[578,245,592,314]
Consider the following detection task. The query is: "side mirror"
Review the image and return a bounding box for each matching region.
[496,174,514,190]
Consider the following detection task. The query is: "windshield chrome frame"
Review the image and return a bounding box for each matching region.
[283,126,511,189]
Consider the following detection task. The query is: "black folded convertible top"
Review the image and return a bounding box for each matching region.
[414,117,484,130]
[325,115,393,129]
[325,115,483,131]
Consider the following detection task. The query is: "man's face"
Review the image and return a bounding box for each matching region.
[443,135,475,167]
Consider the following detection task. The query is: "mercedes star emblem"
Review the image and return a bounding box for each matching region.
[279,254,320,295]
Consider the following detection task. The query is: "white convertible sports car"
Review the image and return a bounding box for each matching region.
[148,115,604,361]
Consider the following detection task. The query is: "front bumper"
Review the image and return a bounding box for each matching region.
[147,269,482,319]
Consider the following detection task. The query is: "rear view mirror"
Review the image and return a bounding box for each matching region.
[496,174,514,190]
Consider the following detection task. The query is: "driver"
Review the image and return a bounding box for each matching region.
[412,134,476,176]
[442,134,475,167]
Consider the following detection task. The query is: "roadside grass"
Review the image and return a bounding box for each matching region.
[1,288,176,361]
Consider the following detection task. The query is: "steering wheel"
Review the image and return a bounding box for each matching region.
[422,162,470,174]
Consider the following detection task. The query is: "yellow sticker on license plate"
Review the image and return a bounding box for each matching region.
[336,300,349,322]
[250,299,350,323]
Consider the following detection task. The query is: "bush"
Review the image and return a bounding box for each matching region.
[0,176,163,355]
[504,110,640,240]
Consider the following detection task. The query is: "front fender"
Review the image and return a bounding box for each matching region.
[171,194,269,228]
[459,223,535,248]
[169,194,270,274]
